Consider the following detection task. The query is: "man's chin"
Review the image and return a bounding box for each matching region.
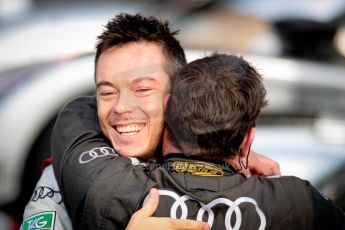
[116,147,153,160]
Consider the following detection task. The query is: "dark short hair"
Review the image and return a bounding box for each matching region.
[94,13,186,80]
[165,53,268,159]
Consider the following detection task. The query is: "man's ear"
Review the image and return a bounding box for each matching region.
[239,127,256,158]
[163,93,171,113]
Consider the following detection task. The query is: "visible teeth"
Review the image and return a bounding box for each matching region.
[121,132,137,136]
[116,124,145,134]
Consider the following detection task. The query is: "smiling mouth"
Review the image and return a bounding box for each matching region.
[115,124,146,136]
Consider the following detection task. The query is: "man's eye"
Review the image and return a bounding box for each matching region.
[136,88,152,93]
[98,91,117,98]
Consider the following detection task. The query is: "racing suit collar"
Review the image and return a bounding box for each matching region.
[158,153,239,176]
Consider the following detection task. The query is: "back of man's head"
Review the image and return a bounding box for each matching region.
[166,53,267,159]
[94,13,186,79]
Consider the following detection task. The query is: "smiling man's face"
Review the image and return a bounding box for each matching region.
[96,41,171,159]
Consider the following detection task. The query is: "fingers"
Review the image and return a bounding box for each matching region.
[248,150,281,176]
[136,188,160,217]
[169,218,210,230]
[270,161,281,175]
[257,158,280,176]
[126,189,210,230]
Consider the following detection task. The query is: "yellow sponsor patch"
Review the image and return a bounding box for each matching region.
[172,161,224,176]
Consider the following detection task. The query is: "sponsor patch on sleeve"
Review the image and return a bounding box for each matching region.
[22,211,56,230]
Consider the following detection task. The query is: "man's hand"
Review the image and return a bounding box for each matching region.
[126,188,209,230]
[240,150,281,177]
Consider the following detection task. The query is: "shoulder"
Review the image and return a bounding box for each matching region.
[258,175,309,188]
[63,96,96,109]
[253,175,313,207]
[35,165,60,190]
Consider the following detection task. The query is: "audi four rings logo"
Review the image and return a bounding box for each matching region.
[79,147,118,164]
[144,190,266,230]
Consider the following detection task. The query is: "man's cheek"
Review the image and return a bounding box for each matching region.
[141,95,165,112]
[97,103,111,121]
[98,120,108,137]
[147,105,164,122]
[97,110,109,136]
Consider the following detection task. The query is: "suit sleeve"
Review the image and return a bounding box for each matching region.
[51,96,124,228]
[80,158,153,230]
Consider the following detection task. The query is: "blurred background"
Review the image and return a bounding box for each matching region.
[0,0,345,228]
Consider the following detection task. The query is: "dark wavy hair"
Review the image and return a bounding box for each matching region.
[166,53,268,159]
[94,13,186,80]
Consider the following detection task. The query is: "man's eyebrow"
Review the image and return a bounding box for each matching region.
[96,81,115,88]
[131,77,159,85]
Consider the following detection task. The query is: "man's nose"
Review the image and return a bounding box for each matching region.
[112,91,136,114]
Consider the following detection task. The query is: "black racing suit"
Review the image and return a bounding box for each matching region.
[52,96,345,230]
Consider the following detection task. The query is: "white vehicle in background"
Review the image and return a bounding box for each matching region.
[1,0,345,226]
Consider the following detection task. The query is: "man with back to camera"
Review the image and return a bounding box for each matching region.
[21,13,279,230]
[52,53,345,229]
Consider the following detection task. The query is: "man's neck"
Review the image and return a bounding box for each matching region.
[162,130,182,156]
[162,129,239,170]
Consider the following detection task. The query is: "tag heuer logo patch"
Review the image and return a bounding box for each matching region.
[22,211,55,230]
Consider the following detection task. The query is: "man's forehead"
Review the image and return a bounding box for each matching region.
[118,64,166,79]
[96,64,168,83]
